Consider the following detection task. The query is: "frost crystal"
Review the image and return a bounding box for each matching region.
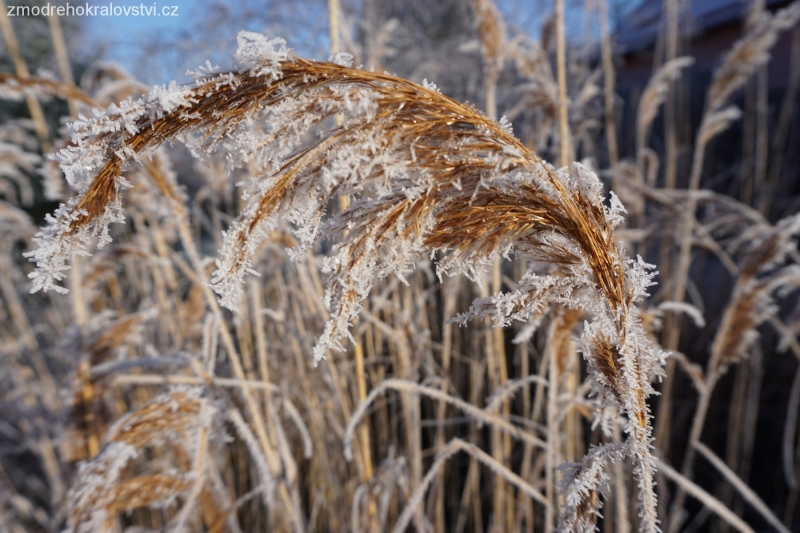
[234,32,293,79]
[605,191,627,229]
[328,51,354,67]
[498,115,513,134]
[421,78,441,93]
[558,443,626,533]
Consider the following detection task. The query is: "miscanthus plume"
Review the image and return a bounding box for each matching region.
[27,31,665,531]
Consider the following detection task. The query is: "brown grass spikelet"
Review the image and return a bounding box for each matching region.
[67,390,215,532]
[709,215,800,376]
[586,332,625,407]
[63,381,109,462]
[557,442,625,533]
[636,56,694,154]
[180,282,208,339]
[67,441,139,531]
[710,287,759,373]
[71,464,193,532]
[508,33,551,81]
[0,72,94,106]
[505,34,558,151]
[472,0,505,77]
[84,313,150,363]
[608,159,647,217]
[739,233,781,280]
[690,0,800,154]
[551,305,583,375]
[62,310,157,461]
[106,390,205,448]
[706,1,800,116]
[103,474,191,520]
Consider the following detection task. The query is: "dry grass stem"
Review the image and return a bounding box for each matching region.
[344,378,546,457]
[393,438,550,533]
[657,460,755,533]
[694,441,791,533]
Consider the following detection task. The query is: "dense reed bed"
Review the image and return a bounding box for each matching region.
[1,1,800,532]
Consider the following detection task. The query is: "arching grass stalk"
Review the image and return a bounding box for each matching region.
[26,32,665,531]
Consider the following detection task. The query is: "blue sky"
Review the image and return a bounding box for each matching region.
[82,0,214,81]
[77,0,640,85]
[80,0,332,83]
